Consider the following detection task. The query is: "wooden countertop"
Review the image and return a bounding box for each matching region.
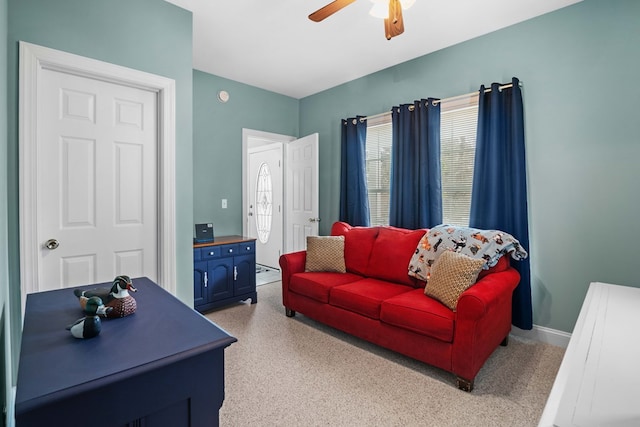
[193,235,256,248]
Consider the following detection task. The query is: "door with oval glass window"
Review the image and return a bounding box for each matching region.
[248,145,283,269]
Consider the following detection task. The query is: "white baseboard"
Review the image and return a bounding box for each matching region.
[511,324,571,348]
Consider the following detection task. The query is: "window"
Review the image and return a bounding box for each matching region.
[365,115,392,226]
[364,94,479,226]
[255,162,273,243]
[440,94,478,226]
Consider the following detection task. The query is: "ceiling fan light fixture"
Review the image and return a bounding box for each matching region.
[400,0,416,10]
[369,2,388,18]
[369,0,415,18]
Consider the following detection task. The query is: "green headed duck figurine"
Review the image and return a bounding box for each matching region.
[66,296,105,339]
[74,275,137,318]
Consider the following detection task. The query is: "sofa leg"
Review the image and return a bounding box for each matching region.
[500,336,509,346]
[456,377,474,392]
[285,308,296,317]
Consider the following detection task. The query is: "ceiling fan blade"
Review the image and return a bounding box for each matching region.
[384,0,405,40]
[309,0,357,22]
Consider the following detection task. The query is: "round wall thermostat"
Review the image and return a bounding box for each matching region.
[217,90,229,103]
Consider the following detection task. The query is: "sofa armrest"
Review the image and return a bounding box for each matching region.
[279,251,307,308]
[452,268,520,382]
[456,268,520,321]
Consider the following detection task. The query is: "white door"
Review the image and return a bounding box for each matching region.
[37,68,158,290]
[248,144,283,269]
[285,133,320,253]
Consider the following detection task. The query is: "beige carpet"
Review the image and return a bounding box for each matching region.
[205,281,564,427]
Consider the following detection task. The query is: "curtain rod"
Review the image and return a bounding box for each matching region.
[359,81,519,122]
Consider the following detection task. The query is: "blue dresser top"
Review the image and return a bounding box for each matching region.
[15,277,237,414]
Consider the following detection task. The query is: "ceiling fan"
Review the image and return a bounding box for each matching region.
[309,0,407,40]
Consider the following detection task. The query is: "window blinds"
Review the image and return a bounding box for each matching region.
[365,116,392,227]
[440,95,478,226]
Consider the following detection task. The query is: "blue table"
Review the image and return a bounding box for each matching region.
[15,277,237,427]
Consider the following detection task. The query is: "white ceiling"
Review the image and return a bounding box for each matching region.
[166,0,581,99]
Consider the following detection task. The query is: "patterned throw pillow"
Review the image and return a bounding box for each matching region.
[424,250,486,311]
[305,236,346,273]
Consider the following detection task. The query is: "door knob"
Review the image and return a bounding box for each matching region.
[308,218,321,223]
[45,239,60,250]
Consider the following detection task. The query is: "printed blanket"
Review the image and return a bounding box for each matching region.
[408,224,528,282]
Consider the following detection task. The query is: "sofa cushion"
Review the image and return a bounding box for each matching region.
[331,222,379,276]
[329,278,412,319]
[365,227,426,286]
[380,288,455,342]
[289,272,364,303]
[305,236,346,273]
[424,251,486,311]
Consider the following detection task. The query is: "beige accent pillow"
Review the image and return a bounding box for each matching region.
[305,236,346,273]
[424,250,486,311]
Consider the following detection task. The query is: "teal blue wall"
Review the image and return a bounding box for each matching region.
[5,0,193,393]
[299,0,640,333]
[1,0,10,419]
[3,5,638,420]
[193,70,299,235]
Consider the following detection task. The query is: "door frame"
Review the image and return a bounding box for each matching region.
[18,42,177,310]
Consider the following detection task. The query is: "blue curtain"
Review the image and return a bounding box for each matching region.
[389,99,442,229]
[339,116,370,226]
[469,77,532,330]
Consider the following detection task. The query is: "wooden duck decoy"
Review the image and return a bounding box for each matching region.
[74,275,137,318]
[66,296,105,339]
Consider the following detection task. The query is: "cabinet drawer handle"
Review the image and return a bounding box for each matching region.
[208,251,215,256]
[228,248,234,254]
[204,271,208,288]
[234,266,238,281]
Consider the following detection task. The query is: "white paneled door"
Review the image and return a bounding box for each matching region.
[248,144,283,269]
[285,133,319,253]
[37,68,158,290]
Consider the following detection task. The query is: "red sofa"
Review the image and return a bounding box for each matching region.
[279,221,520,391]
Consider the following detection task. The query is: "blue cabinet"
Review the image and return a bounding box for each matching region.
[15,278,236,427]
[193,236,257,313]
